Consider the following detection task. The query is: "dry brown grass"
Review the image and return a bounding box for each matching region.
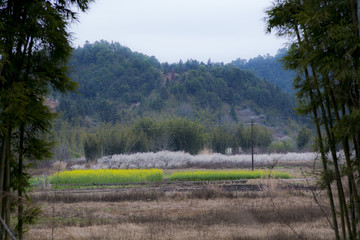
[26,186,334,240]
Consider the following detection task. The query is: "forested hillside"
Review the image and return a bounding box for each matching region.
[231,48,296,94]
[55,41,297,126]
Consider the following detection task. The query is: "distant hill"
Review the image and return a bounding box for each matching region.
[231,48,296,94]
[55,41,298,127]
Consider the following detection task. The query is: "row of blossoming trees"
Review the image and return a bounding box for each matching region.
[266,0,360,239]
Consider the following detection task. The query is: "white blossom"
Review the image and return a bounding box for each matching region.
[90,151,319,169]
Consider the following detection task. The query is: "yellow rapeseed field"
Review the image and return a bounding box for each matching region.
[50,169,163,184]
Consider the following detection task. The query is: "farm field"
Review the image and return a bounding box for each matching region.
[26,180,333,240]
[47,169,291,188]
[26,152,333,240]
[49,169,163,184]
[168,169,290,181]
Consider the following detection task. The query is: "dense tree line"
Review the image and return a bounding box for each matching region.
[54,117,312,162]
[55,41,298,126]
[266,0,360,239]
[83,118,206,160]
[49,117,311,162]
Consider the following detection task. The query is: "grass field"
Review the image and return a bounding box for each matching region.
[27,179,333,240]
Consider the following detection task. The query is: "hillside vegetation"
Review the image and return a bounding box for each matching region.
[231,48,296,94]
[56,41,297,126]
[49,41,312,159]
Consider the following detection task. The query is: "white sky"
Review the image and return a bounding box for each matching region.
[70,0,286,63]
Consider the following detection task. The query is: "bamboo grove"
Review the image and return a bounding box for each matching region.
[0,1,93,239]
[266,0,360,239]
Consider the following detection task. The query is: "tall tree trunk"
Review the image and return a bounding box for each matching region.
[309,90,340,240]
[0,128,10,240]
[294,23,340,239]
[312,71,352,239]
[323,73,360,237]
[18,125,24,240]
[4,128,11,240]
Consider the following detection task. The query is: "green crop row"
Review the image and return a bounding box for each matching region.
[169,170,290,181]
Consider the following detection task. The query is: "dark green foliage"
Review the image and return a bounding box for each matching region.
[82,118,207,157]
[51,119,87,159]
[159,86,170,100]
[296,126,312,150]
[130,118,159,149]
[210,126,232,154]
[81,118,275,159]
[266,0,360,239]
[103,130,127,156]
[0,0,93,238]
[230,105,238,122]
[231,48,296,94]
[268,139,294,153]
[83,133,101,162]
[56,41,297,126]
[235,123,274,152]
[57,40,162,122]
[149,97,165,112]
[166,118,205,155]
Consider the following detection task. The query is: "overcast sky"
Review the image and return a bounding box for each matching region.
[70,0,286,64]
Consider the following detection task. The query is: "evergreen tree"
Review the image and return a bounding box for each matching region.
[266,0,360,238]
[0,0,93,238]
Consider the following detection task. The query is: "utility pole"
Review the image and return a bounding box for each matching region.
[251,119,254,171]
